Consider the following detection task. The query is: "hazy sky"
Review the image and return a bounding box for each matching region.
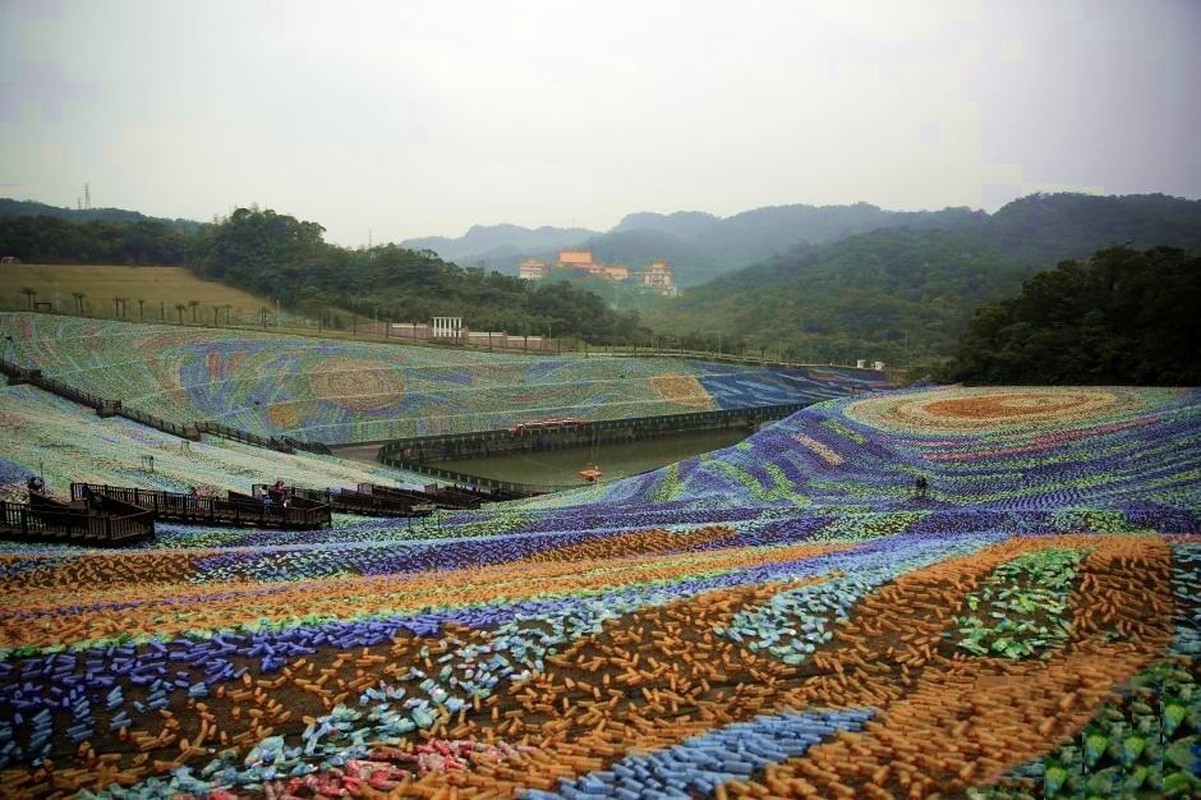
[2,0,1198,247]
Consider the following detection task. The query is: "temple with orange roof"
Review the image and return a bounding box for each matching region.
[518,250,676,295]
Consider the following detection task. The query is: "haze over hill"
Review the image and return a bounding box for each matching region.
[400,223,603,265]
[0,199,202,232]
[399,193,1201,289]
[4,191,1200,371]
[653,193,1201,367]
[400,201,990,287]
[6,192,1198,292]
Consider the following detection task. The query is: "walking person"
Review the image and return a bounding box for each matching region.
[914,474,928,500]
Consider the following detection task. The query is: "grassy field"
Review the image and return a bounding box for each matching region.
[0,264,281,324]
[0,265,555,346]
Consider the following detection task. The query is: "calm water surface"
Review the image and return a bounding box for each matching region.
[433,428,749,486]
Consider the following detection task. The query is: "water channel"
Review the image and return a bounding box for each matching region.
[335,428,750,487]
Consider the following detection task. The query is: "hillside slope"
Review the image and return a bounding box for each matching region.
[656,195,1201,365]
[477,384,1201,537]
[403,193,1201,291]
[1,313,889,443]
[0,383,426,506]
[0,381,1196,799]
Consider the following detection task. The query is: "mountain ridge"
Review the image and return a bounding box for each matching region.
[400,200,996,286]
[650,192,1201,365]
[401,193,1199,288]
[0,198,203,232]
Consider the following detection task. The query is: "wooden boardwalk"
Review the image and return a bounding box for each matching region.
[256,482,509,517]
[241,482,518,518]
[272,485,437,517]
[363,482,523,507]
[0,494,154,545]
[71,483,332,530]
[362,483,483,510]
[2,481,492,544]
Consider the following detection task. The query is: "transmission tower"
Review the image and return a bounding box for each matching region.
[84,182,91,210]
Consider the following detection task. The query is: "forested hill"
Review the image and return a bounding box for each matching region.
[945,246,1201,386]
[0,201,205,265]
[4,193,1199,364]
[595,203,987,286]
[653,194,1201,368]
[400,222,602,266]
[659,229,1018,366]
[985,193,1201,267]
[399,193,1201,289]
[0,199,203,231]
[191,208,643,344]
[0,205,644,343]
[401,202,986,287]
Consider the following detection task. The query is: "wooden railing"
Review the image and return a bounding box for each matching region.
[71,483,331,530]
[266,485,433,517]
[197,421,293,452]
[0,496,154,544]
[361,481,524,508]
[118,407,200,439]
[373,461,570,498]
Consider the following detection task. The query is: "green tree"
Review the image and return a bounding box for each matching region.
[945,246,1201,385]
